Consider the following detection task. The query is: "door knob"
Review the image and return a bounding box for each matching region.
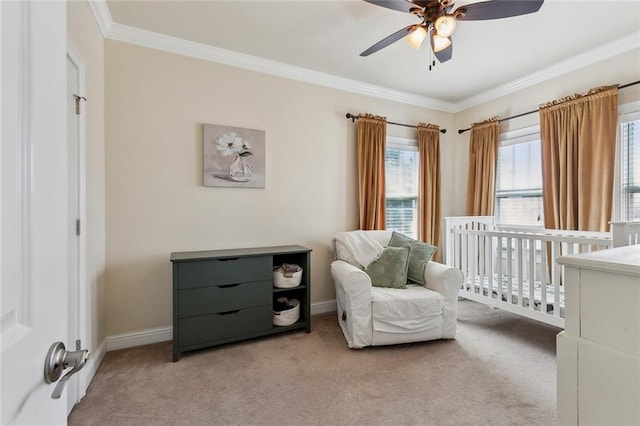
[44,342,91,399]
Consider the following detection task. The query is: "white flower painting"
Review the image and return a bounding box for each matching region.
[203,124,265,188]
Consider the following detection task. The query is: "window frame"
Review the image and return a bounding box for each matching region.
[614,101,640,222]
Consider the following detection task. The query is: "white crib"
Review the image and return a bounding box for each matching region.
[443,217,640,328]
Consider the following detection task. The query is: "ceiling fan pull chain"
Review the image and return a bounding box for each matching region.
[428,49,436,71]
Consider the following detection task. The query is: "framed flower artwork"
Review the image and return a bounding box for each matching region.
[203,123,265,188]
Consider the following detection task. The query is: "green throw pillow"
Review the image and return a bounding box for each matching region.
[364,246,410,289]
[388,231,437,285]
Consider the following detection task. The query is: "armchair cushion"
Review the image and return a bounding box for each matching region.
[364,246,410,289]
[388,232,437,285]
[371,285,443,334]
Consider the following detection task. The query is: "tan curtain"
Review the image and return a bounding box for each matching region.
[540,85,618,232]
[357,114,387,230]
[466,117,500,216]
[417,123,442,261]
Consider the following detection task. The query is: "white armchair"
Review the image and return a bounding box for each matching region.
[331,230,464,349]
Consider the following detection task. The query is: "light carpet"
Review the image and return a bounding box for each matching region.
[69,300,560,425]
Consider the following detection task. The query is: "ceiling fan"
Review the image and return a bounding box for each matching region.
[361,0,544,66]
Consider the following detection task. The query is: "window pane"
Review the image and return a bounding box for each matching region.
[497,140,542,192]
[385,147,419,239]
[496,137,543,226]
[496,196,543,226]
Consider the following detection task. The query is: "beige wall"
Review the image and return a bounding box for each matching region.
[67,2,107,352]
[104,37,640,337]
[104,40,455,336]
[451,49,640,215]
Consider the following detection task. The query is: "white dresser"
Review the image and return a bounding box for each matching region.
[556,245,640,425]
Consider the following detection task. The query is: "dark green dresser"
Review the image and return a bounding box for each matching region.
[170,245,311,361]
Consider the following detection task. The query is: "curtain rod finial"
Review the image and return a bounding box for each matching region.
[345,113,357,122]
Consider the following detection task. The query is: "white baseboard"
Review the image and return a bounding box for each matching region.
[105,299,338,352]
[79,338,106,399]
[106,326,172,352]
[311,299,337,315]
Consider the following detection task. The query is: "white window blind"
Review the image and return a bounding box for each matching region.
[621,118,640,221]
[385,137,419,239]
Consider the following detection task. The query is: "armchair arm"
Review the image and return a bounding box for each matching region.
[424,261,464,302]
[330,260,372,348]
[423,261,464,339]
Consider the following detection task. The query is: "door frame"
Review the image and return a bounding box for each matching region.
[66,39,88,410]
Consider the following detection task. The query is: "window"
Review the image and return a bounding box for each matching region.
[385,137,419,239]
[496,128,543,226]
[620,116,640,221]
[494,105,640,226]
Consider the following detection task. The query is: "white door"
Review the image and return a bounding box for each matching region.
[1,2,70,424]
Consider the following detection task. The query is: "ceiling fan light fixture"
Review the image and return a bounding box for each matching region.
[406,26,427,50]
[432,34,451,53]
[434,15,456,38]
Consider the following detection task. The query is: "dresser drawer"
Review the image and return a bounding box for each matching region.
[176,256,271,290]
[178,305,272,347]
[178,280,271,318]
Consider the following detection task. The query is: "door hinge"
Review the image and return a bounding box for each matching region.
[76,219,81,236]
[76,339,81,351]
[74,94,86,115]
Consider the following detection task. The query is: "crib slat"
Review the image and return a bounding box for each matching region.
[468,233,476,293]
[497,236,503,303]
[517,238,524,307]
[507,237,513,304]
[454,230,461,270]
[540,241,548,314]
[461,231,468,288]
[553,241,561,317]
[528,238,535,311]
[488,236,494,300]
[478,233,485,296]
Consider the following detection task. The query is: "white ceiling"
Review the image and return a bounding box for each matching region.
[105,0,640,108]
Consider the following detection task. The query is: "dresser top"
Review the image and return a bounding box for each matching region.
[557,244,640,276]
[170,245,311,262]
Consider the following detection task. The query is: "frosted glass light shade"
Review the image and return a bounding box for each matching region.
[434,16,457,38]
[432,34,451,52]
[406,26,427,50]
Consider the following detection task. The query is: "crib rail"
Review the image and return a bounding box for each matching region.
[611,221,640,247]
[444,216,614,328]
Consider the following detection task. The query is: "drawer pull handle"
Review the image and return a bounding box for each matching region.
[218,257,240,262]
[217,283,241,288]
[217,310,240,316]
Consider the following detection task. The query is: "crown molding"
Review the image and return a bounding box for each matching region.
[455,32,640,112]
[87,0,639,114]
[104,21,457,112]
[87,0,112,37]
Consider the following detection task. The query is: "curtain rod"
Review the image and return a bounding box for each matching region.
[345,113,447,134]
[456,79,640,134]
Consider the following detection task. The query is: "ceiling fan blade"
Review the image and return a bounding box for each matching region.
[363,0,422,14]
[455,0,544,21]
[430,34,453,63]
[360,25,416,57]
[434,42,452,63]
